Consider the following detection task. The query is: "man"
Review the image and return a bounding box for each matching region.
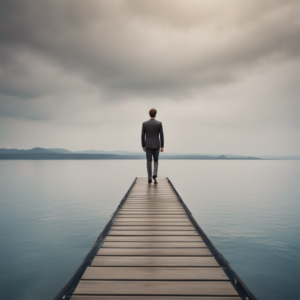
[141,108,164,184]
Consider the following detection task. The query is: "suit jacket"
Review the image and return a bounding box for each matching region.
[141,119,164,149]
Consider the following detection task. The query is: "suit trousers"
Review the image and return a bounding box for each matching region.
[146,148,160,179]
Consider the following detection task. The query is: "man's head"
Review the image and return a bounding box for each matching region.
[149,108,157,118]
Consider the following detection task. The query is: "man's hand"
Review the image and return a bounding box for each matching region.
[143,147,146,152]
[161,148,164,152]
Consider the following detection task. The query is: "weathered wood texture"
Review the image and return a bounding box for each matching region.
[73,281,238,296]
[71,177,240,299]
[83,267,227,280]
[71,297,241,300]
[71,297,240,300]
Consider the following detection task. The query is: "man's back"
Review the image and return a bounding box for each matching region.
[141,119,164,149]
[141,108,164,184]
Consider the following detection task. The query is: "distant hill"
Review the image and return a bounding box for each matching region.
[0,147,263,160]
[4,147,299,160]
[0,147,53,154]
[49,148,73,154]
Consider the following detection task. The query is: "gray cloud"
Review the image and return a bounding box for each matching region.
[0,0,299,155]
[1,0,300,100]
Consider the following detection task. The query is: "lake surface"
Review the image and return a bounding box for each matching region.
[0,160,299,300]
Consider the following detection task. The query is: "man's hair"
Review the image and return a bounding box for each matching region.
[149,108,157,117]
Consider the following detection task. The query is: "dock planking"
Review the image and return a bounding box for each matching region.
[57,177,256,300]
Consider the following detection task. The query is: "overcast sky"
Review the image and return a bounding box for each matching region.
[1,0,300,155]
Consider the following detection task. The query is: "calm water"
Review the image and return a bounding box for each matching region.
[0,160,299,300]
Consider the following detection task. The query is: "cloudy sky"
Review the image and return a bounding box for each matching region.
[1,0,300,155]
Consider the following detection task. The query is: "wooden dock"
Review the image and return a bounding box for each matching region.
[55,178,257,300]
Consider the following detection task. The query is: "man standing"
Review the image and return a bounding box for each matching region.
[141,108,164,184]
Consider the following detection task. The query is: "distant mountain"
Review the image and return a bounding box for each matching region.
[1,147,298,160]
[27,147,53,153]
[49,148,73,154]
[0,147,53,154]
[0,148,22,154]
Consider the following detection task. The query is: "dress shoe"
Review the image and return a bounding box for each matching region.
[153,175,157,184]
[148,177,152,183]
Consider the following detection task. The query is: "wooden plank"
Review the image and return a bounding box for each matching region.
[126,196,177,198]
[91,256,219,267]
[121,204,182,206]
[120,208,184,210]
[132,184,170,186]
[71,296,241,300]
[130,193,178,200]
[131,190,174,192]
[114,219,189,222]
[104,236,203,242]
[122,205,182,207]
[127,198,177,200]
[123,202,182,208]
[129,188,174,190]
[113,221,193,226]
[124,197,182,202]
[131,188,173,190]
[119,210,183,212]
[130,192,174,193]
[123,203,181,205]
[120,209,183,211]
[126,198,178,201]
[82,266,226,280]
[131,191,175,193]
[114,218,190,222]
[119,207,183,210]
[128,196,176,198]
[110,226,195,231]
[125,202,180,204]
[118,212,185,214]
[102,241,206,248]
[97,248,210,256]
[125,199,179,202]
[129,192,175,194]
[118,211,186,216]
[107,231,198,236]
[114,219,191,222]
[118,210,184,212]
[73,281,238,296]
[130,191,174,193]
[119,210,185,212]
[133,184,171,186]
[116,216,189,219]
[130,188,176,196]
[130,190,174,192]
[120,209,184,210]
[132,187,172,189]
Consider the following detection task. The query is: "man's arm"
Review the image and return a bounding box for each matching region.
[160,123,164,151]
[141,123,146,151]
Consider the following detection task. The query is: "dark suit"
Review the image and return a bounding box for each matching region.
[141,119,164,178]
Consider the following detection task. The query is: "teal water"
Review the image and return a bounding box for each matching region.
[0,160,299,300]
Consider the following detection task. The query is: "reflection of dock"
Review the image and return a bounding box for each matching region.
[55,178,257,299]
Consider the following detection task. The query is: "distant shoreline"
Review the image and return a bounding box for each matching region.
[1,147,299,160]
[0,153,262,160]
